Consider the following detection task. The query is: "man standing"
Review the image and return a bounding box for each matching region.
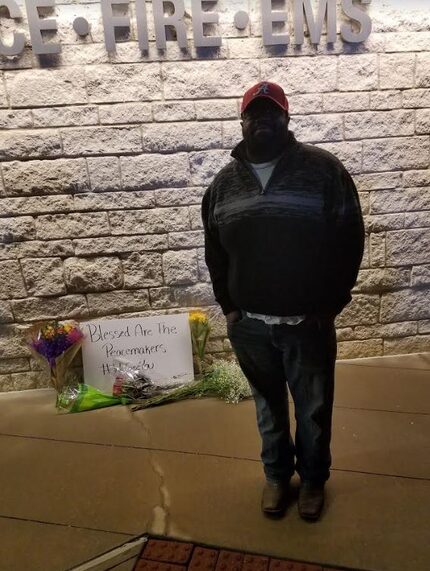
[201,81,364,521]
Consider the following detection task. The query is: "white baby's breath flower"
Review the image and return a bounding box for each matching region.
[209,359,252,403]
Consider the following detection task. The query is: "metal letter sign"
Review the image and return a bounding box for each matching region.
[0,0,373,57]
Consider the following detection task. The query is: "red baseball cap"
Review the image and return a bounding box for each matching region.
[241,81,289,114]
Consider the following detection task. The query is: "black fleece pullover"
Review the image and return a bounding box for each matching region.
[201,131,365,318]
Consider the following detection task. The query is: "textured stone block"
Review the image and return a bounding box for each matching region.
[73,235,168,256]
[337,339,383,359]
[189,205,204,231]
[168,231,204,249]
[370,188,430,214]
[36,212,110,240]
[5,67,87,107]
[418,320,430,334]
[0,240,74,261]
[354,172,401,191]
[74,191,155,212]
[384,31,430,53]
[403,89,430,108]
[0,375,13,392]
[163,60,259,99]
[384,335,430,355]
[195,99,239,120]
[261,56,337,94]
[0,73,7,107]
[0,130,62,161]
[363,137,429,172]
[189,150,232,185]
[364,213,404,233]
[411,265,430,286]
[32,105,98,128]
[380,53,416,89]
[0,358,29,374]
[0,260,26,299]
[353,321,418,341]
[61,126,142,156]
[141,122,222,152]
[64,257,123,293]
[99,102,153,125]
[0,109,32,129]
[336,294,380,327]
[21,257,66,297]
[197,248,210,282]
[369,90,402,110]
[354,268,410,293]
[370,233,386,268]
[152,101,196,122]
[109,207,189,235]
[0,300,14,323]
[86,63,162,103]
[0,195,74,217]
[386,229,430,266]
[87,290,150,317]
[1,158,89,196]
[292,113,343,143]
[322,92,369,113]
[10,371,50,391]
[416,53,430,88]
[362,235,370,269]
[0,216,36,243]
[149,287,179,309]
[345,110,414,140]
[86,156,121,191]
[154,187,204,207]
[287,93,323,114]
[173,283,215,306]
[12,295,89,322]
[381,289,430,322]
[0,325,29,358]
[403,170,430,187]
[120,153,190,189]
[416,109,430,135]
[338,54,378,91]
[163,250,198,285]
[404,212,430,229]
[121,252,163,288]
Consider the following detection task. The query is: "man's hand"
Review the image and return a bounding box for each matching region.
[225,309,241,325]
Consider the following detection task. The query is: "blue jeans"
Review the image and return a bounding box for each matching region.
[227,310,337,485]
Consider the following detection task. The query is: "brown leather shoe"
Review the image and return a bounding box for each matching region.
[298,482,325,521]
[261,480,290,517]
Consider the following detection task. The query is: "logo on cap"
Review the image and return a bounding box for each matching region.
[253,83,270,96]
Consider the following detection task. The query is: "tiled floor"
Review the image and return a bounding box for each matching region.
[0,352,429,571]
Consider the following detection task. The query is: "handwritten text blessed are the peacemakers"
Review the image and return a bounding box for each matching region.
[84,321,179,363]
[0,0,372,57]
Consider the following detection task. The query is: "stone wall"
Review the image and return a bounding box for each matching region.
[0,1,429,391]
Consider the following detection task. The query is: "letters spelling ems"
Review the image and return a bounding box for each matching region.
[0,0,372,57]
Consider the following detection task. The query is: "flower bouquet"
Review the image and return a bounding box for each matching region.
[188,310,211,375]
[27,320,84,395]
[131,358,252,411]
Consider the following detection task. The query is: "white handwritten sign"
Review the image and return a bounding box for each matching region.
[80,314,194,394]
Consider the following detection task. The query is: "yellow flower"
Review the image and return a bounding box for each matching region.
[189,310,209,325]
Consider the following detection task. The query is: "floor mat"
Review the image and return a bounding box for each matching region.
[133,535,364,571]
